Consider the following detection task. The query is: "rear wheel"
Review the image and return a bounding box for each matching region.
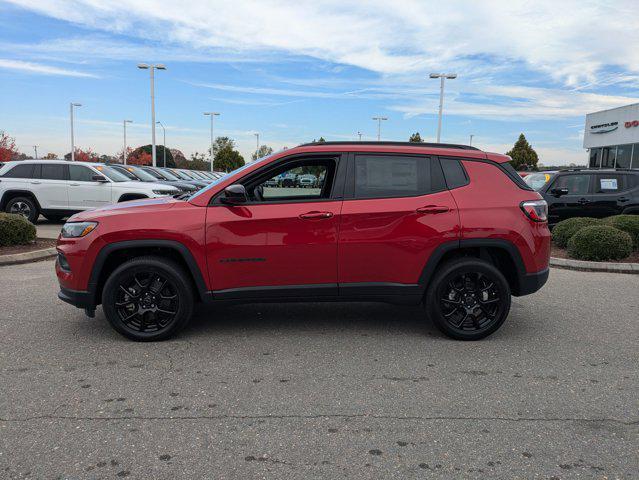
[425,258,511,340]
[6,196,39,223]
[102,256,194,341]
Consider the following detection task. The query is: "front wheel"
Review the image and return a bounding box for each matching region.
[424,258,511,340]
[102,256,194,341]
[6,196,39,223]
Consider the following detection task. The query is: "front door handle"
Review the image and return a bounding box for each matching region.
[416,205,450,214]
[69,183,80,186]
[30,181,41,185]
[299,211,333,220]
[577,198,590,205]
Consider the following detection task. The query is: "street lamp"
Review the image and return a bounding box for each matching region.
[357,131,362,141]
[123,120,132,164]
[372,116,387,141]
[33,145,38,159]
[137,63,166,167]
[69,102,82,161]
[254,132,260,159]
[469,134,474,146]
[156,121,166,167]
[429,73,457,143]
[203,112,220,172]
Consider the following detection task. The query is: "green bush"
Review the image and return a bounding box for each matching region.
[0,213,37,247]
[552,217,601,248]
[603,214,639,249]
[567,225,632,261]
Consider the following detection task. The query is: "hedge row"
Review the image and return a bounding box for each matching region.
[552,215,639,261]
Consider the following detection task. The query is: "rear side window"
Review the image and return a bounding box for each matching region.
[440,158,469,189]
[595,174,625,193]
[40,164,66,180]
[353,155,434,199]
[2,163,34,178]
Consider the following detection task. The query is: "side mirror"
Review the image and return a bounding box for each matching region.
[551,187,569,197]
[92,174,109,183]
[221,184,248,204]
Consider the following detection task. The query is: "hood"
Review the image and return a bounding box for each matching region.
[69,196,181,222]
[117,181,178,192]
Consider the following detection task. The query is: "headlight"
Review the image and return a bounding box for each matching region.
[61,222,98,238]
[152,189,177,195]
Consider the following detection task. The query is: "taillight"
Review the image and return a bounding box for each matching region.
[520,200,548,222]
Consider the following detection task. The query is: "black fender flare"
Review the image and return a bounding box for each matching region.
[87,239,208,306]
[0,190,42,211]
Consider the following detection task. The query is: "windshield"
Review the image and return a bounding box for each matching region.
[189,156,272,201]
[95,165,130,182]
[189,170,206,179]
[159,169,182,180]
[126,166,159,182]
[169,169,191,180]
[524,172,554,190]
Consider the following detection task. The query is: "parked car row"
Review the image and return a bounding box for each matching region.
[0,159,224,223]
[264,172,323,188]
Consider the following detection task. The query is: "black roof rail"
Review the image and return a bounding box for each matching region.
[298,141,480,151]
[558,167,586,172]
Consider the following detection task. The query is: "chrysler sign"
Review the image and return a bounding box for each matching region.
[590,121,618,134]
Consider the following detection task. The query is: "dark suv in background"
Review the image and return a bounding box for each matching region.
[524,169,639,225]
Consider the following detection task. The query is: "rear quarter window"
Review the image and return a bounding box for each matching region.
[499,163,534,191]
[440,158,469,189]
[1,163,34,178]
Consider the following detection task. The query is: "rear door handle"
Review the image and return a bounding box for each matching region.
[69,183,80,186]
[618,197,630,203]
[416,205,450,214]
[299,211,333,220]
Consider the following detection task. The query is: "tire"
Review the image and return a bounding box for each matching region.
[6,196,39,224]
[43,214,66,223]
[102,256,194,341]
[424,258,511,341]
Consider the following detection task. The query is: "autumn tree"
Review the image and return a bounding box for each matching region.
[252,144,273,161]
[506,134,539,170]
[128,150,152,166]
[43,153,58,160]
[409,132,423,143]
[170,148,187,168]
[0,131,18,162]
[64,148,100,162]
[129,145,175,168]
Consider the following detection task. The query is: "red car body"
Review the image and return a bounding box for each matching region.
[56,142,550,333]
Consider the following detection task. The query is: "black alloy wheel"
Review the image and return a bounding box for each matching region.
[102,256,194,341]
[7,196,38,223]
[425,258,511,340]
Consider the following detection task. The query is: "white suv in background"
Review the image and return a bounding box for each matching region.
[0,160,179,223]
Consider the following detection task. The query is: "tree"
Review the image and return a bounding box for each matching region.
[214,145,245,172]
[43,153,58,160]
[208,137,235,160]
[186,151,211,171]
[116,147,133,164]
[64,148,100,162]
[252,144,273,161]
[129,145,175,168]
[128,151,152,166]
[170,148,187,168]
[0,131,18,162]
[311,137,326,143]
[506,134,539,170]
[409,132,423,143]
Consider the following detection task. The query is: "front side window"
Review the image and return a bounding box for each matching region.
[248,158,335,202]
[354,155,432,199]
[40,164,66,180]
[552,174,590,195]
[69,164,97,182]
[2,163,34,178]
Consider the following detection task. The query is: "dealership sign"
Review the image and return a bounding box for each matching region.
[625,120,639,128]
[590,121,618,134]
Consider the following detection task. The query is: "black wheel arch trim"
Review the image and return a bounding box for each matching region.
[86,239,208,307]
[1,190,42,211]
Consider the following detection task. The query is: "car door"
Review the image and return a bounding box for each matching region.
[337,153,459,295]
[67,164,112,210]
[37,163,69,210]
[205,155,345,296]
[589,173,630,218]
[546,173,594,223]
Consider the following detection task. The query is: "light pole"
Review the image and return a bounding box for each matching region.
[372,116,387,141]
[137,63,166,167]
[203,112,220,172]
[469,134,474,146]
[123,120,132,164]
[33,145,38,159]
[69,102,82,161]
[357,131,362,141]
[254,132,260,158]
[429,73,457,143]
[156,121,166,167]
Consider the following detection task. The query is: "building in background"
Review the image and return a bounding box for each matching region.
[584,103,639,169]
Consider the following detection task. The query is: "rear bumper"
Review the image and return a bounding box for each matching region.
[58,287,92,309]
[515,268,549,296]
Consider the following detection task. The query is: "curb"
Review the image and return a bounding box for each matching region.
[0,247,57,266]
[550,256,639,274]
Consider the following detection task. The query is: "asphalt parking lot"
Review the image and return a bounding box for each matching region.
[0,260,637,479]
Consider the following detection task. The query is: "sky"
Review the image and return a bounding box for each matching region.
[0,0,638,165]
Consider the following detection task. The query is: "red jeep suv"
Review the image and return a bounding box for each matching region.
[56,142,550,341]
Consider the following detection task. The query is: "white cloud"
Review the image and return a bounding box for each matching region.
[6,0,639,85]
[0,58,98,77]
